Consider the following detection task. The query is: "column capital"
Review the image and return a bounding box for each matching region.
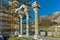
[24,5,30,15]
[19,15,23,18]
[32,1,40,9]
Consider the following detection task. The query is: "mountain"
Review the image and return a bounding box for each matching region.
[39,16,56,28]
[48,12,60,23]
[38,12,60,28]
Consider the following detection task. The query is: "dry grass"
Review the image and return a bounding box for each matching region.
[8,37,35,40]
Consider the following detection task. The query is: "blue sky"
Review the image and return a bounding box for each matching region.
[30,0,60,21]
[3,0,60,22]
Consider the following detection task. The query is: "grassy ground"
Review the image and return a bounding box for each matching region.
[48,36,60,38]
[8,37,35,40]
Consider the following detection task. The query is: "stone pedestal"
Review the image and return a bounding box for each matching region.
[34,35,38,39]
[18,34,22,37]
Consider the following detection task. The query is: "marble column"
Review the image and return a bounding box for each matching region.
[19,15,23,37]
[24,5,30,37]
[15,4,25,37]
[32,1,40,39]
[26,13,29,37]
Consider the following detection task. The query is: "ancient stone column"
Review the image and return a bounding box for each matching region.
[19,15,23,37]
[24,6,30,37]
[15,4,25,37]
[32,1,40,39]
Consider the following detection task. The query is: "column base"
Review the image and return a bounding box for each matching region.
[34,34,38,39]
[15,31,19,37]
[39,39,43,40]
[18,34,22,37]
[26,34,29,37]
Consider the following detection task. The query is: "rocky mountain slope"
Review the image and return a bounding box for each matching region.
[48,12,60,23]
[38,12,60,28]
